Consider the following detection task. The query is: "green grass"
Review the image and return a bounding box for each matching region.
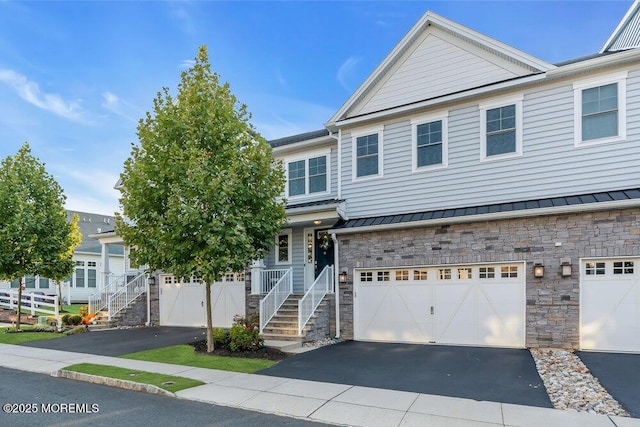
[121,345,276,373]
[60,304,84,315]
[63,363,204,393]
[0,326,64,344]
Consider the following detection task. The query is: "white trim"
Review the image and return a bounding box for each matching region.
[274,229,293,265]
[479,95,523,162]
[337,129,342,199]
[600,0,640,53]
[411,112,449,173]
[573,71,628,147]
[332,198,640,235]
[350,125,384,182]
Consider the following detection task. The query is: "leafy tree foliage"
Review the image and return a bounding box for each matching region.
[0,143,81,329]
[116,46,286,352]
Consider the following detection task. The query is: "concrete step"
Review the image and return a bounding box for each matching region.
[263,339,303,352]
[261,333,303,342]
[262,327,300,336]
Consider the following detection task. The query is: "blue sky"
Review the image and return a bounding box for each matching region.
[0,1,632,216]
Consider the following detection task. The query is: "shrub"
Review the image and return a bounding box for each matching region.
[213,328,228,348]
[67,315,83,326]
[61,314,70,325]
[228,315,263,352]
[79,306,89,317]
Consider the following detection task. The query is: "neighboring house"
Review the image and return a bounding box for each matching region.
[103,2,640,353]
[0,211,125,303]
[248,1,640,353]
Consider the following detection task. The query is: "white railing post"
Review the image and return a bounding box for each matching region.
[30,294,35,316]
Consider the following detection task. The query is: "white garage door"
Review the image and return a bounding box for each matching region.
[581,258,640,352]
[354,263,525,347]
[159,274,246,328]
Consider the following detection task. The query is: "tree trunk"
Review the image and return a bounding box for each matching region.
[205,281,214,353]
[16,278,22,331]
[56,281,63,307]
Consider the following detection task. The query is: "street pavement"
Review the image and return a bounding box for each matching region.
[0,342,638,427]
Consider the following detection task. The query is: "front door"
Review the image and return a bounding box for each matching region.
[314,230,334,279]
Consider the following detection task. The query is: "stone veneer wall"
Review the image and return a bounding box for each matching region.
[337,208,640,349]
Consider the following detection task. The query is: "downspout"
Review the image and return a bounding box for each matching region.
[145,274,151,326]
[331,232,340,339]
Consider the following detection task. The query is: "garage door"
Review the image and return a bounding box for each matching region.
[354,263,525,347]
[159,273,246,328]
[581,258,640,352]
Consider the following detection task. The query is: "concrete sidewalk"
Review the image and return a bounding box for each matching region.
[0,343,637,427]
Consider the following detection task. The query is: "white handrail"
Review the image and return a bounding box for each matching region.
[261,269,289,293]
[298,265,333,335]
[88,273,127,314]
[106,273,147,321]
[259,267,292,333]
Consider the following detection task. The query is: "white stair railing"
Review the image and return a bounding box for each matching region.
[88,273,126,314]
[106,273,147,321]
[298,265,333,335]
[261,269,289,294]
[259,268,292,333]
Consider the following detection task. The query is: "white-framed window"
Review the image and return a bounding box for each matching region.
[412,113,448,171]
[613,261,634,275]
[377,271,390,282]
[351,126,383,180]
[501,266,518,278]
[360,271,373,282]
[458,268,472,279]
[284,151,330,198]
[480,95,523,161]
[413,269,428,280]
[573,71,627,145]
[395,270,409,281]
[438,268,452,280]
[479,267,495,279]
[585,262,606,275]
[275,229,292,265]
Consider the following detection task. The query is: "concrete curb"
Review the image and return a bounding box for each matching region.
[54,370,176,398]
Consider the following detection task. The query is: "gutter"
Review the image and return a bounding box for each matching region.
[331,233,340,339]
[331,198,640,235]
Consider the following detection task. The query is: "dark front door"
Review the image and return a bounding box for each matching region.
[314,230,334,278]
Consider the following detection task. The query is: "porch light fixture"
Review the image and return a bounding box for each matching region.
[147,276,156,286]
[561,263,572,277]
[313,220,322,225]
[533,264,545,278]
[339,271,347,283]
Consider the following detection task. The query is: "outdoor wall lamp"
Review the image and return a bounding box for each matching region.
[561,262,572,277]
[339,271,348,283]
[147,276,156,286]
[533,264,545,278]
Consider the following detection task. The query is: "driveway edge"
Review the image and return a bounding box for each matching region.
[54,369,176,398]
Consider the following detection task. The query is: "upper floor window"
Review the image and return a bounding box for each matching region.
[412,114,448,171]
[352,126,383,180]
[480,96,523,161]
[573,72,627,145]
[286,153,329,198]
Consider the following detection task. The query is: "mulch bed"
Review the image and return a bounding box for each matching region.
[0,308,36,325]
[189,339,289,361]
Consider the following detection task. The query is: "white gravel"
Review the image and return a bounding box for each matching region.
[530,348,629,417]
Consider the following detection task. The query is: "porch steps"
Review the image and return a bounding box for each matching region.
[88,293,147,329]
[261,296,329,342]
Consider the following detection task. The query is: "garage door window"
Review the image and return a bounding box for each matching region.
[479,267,495,278]
[458,268,472,279]
[377,271,390,281]
[585,262,606,275]
[501,266,518,278]
[360,272,373,282]
[613,261,634,274]
[395,270,409,280]
[414,269,428,280]
[438,268,452,280]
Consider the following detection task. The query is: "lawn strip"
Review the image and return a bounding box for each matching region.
[63,363,204,393]
[120,344,276,373]
[0,327,64,344]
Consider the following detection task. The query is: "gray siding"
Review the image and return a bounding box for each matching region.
[341,67,640,219]
[276,145,338,205]
[263,226,306,294]
[352,28,531,117]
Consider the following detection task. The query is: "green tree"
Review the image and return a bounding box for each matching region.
[116,46,286,352]
[0,143,81,330]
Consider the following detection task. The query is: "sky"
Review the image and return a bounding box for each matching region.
[0,0,633,216]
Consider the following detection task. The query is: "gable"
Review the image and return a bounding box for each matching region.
[350,27,538,117]
[602,0,640,52]
[328,11,554,125]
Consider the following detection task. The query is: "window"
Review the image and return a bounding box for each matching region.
[613,261,634,275]
[275,230,292,264]
[360,272,373,282]
[479,267,495,279]
[377,271,390,282]
[76,269,85,287]
[88,269,97,288]
[574,72,627,145]
[414,269,428,280]
[585,262,605,275]
[480,96,523,161]
[458,268,472,279]
[395,270,409,281]
[352,126,383,180]
[286,154,329,197]
[501,266,518,278]
[438,268,452,280]
[412,114,448,170]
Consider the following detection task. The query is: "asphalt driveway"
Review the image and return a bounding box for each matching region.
[577,351,640,417]
[19,326,206,356]
[259,341,552,408]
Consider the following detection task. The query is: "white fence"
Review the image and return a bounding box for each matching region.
[0,290,60,319]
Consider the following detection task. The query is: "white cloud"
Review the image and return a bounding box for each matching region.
[101,91,140,123]
[0,68,87,123]
[65,194,120,217]
[336,57,361,92]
